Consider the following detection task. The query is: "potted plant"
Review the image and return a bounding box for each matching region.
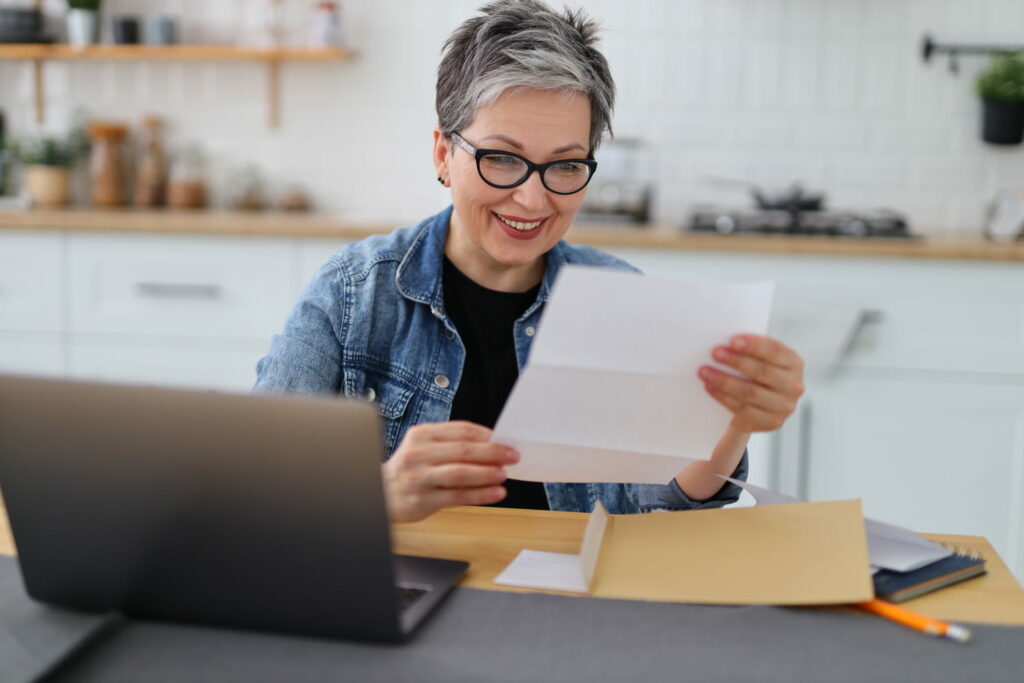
[975,52,1024,145]
[7,133,88,207]
[66,0,102,47]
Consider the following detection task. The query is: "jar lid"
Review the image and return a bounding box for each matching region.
[88,121,129,141]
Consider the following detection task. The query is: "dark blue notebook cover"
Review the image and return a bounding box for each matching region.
[872,552,987,603]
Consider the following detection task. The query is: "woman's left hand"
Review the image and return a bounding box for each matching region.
[699,334,805,433]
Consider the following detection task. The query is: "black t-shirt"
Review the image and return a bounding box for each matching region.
[442,257,549,510]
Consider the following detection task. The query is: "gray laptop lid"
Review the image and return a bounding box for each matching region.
[0,374,464,642]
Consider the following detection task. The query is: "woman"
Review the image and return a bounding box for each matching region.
[254,0,804,523]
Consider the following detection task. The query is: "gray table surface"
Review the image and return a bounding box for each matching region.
[3,555,1023,683]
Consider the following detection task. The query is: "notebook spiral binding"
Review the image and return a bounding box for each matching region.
[938,542,985,562]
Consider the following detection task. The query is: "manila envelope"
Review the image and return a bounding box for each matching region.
[591,499,874,605]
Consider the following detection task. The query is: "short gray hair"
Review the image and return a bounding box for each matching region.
[436,0,615,154]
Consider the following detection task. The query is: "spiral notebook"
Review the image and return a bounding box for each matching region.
[872,546,987,603]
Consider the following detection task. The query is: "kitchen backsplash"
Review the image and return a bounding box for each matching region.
[1,0,1023,235]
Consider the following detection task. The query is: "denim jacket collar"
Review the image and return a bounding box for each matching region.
[395,205,570,314]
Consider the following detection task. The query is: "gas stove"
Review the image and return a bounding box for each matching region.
[689,206,916,239]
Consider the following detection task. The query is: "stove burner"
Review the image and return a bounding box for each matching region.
[689,206,915,239]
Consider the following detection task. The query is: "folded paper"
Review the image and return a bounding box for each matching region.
[494,266,775,483]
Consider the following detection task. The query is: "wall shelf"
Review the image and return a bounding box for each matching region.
[0,44,354,128]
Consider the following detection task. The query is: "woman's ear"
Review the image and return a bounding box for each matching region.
[432,127,451,186]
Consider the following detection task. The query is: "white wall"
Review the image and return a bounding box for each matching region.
[2,0,1023,233]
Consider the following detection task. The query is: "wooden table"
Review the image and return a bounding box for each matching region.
[3,495,1022,626]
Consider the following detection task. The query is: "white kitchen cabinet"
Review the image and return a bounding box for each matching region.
[68,233,295,340]
[804,373,1024,580]
[68,338,269,392]
[294,238,352,296]
[609,248,1024,375]
[0,333,64,376]
[0,231,64,333]
[60,233,295,391]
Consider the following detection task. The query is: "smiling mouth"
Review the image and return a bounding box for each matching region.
[493,212,547,232]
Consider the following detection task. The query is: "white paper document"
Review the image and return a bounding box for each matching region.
[493,550,591,593]
[494,501,610,593]
[494,266,775,483]
[722,477,951,572]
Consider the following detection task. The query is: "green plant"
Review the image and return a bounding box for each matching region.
[67,0,101,10]
[8,133,88,167]
[975,53,1024,103]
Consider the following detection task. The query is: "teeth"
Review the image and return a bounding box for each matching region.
[496,213,543,231]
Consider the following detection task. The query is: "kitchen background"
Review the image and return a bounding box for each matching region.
[1,0,1023,231]
[1,1,1023,587]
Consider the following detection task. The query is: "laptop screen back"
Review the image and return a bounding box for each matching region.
[0,375,406,641]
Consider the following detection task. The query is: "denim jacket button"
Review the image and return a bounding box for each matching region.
[362,387,376,402]
[433,374,450,389]
[525,326,536,337]
[446,330,455,340]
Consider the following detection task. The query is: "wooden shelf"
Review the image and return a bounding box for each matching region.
[0,44,354,127]
[0,44,352,61]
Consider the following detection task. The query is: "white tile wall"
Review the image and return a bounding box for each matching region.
[2,0,1023,233]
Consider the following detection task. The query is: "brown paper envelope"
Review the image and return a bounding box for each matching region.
[592,499,873,605]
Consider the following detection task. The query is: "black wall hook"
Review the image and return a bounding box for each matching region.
[921,33,1024,74]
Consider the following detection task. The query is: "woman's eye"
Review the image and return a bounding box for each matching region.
[485,155,518,166]
[553,162,586,174]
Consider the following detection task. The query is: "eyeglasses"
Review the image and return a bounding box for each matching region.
[450,132,597,195]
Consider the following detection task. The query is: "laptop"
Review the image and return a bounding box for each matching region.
[0,373,468,642]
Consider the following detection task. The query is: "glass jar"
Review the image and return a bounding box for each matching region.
[134,115,167,208]
[167,144,207,210]
[309,1,342,48]
[225,163,266,211]
[88,121,129,207]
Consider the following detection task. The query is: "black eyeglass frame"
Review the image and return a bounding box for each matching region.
[449,132,598,195]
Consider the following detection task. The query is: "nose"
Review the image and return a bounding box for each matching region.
[510,170,549,213]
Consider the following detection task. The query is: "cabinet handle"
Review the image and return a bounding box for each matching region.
[845,309,884,352]
[134,282,222,300]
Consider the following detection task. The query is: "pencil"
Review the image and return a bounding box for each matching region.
[857,599,972,643]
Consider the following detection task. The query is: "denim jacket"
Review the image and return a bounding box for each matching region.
[254,205,747,513]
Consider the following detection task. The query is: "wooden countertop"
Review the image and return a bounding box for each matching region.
[2,495,1022,626]
[2,208,1024,262]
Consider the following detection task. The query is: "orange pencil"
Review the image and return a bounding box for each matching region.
[857,599,972,643]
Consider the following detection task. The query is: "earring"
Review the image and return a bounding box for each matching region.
[437,176,444,184]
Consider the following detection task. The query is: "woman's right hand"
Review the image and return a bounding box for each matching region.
[382,421,519,523]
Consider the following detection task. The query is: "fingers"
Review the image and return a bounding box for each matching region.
[700,366,796,414]
[425,463,509,490]
[699,335,806,434]
[383,421,516,522]
[728,335,803,372]
[711,346,804,396]
[706,388,787,432]
[416,441,520,467]
[405,420,494,444]
[425,485,507,509]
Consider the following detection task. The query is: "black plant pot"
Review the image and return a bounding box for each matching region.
[981,98,1024,145]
